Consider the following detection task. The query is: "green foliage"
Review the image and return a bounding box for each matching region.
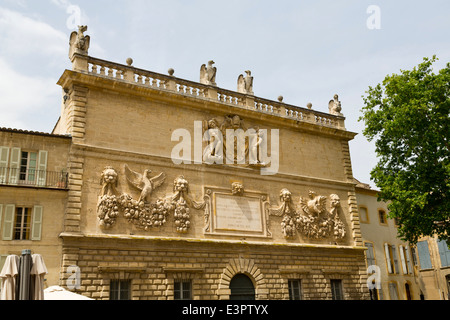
[359,56,450,244]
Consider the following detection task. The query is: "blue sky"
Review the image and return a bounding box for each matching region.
[1,0,449,188]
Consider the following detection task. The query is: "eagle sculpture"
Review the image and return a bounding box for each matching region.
[237,70,254,95]
[299,191,327,216]
[124,164,166,203]
[200,60,217,86]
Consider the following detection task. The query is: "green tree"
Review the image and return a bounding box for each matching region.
[359,56,449,244]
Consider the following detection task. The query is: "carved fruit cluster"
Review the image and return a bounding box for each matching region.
[97,195,120,228]
[173,199,191,233]
[120,194,173,230]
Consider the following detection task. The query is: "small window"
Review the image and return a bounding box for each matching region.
[288,280,303,300]
[110,279,131,300]
[14,207,32,240]
[359,207,369,223]
[388,282,399,300]
[330,279,344,300]
[378,210,387,225]
[174,280,192,300]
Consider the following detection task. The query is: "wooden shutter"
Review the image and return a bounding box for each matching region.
[31,205,43,241]
[8,147,20,185]
[0,147,9,183]
[37,150,48,187]
[417,241,433,270]
[405,245,413,274]
[399,245,408,274]
[2,204,15,240]
[0,204,3,236]
[384,244,393,273]
[437,240,450,268]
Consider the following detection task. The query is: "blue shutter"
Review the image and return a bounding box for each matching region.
[417,241,432,270]
[437,240,450,268]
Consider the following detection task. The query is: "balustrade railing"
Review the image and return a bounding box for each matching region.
[85,56,343,130]
[0,168,69,189]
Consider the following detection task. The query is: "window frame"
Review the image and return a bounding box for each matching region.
[330,279,344,300]
[288,279,303,300]
[13,206,32,240]
[359,206,370,224]
[109,279,131,300]
[174,280,192,300]
[378,209,388,226]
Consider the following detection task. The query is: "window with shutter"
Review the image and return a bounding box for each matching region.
[437,240,450,268]
[364,242,376,267]
[391,245,399,274]
[417,241,433,270]
[388,282,399,300]
[399,245,408,274]
[405,245,413,274]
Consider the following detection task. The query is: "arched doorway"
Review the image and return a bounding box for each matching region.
[229,274,255,300]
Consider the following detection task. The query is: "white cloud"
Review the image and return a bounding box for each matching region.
[0,7,67,58]
[0,57,60,130]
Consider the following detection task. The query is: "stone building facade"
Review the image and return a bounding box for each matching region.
[2,26,370,300]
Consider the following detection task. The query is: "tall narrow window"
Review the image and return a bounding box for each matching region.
[437,239,450,268]
[19,151,37,184]
[364,242,376,267]
[110,279,131,300]
[378,210,387,225]
[174,280,192,300]
[416,241,432,270]
[14,207,32,240]
[330,279,344,300]
[288,280,303,300]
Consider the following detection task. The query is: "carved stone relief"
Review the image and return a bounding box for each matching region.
[97,166,205,233]
[270,189,347,240]
[237,70,254,95]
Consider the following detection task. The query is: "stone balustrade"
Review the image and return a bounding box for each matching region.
[78,55,345,130]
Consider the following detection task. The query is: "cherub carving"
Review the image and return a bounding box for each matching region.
[200,60,217,86]
[328,94,343,116]
[231,182,244,196]
[270,188,298,239]
[124,164,166,203]
[237,70,254,95]
[99,166,119,196]
[69,25,90,58]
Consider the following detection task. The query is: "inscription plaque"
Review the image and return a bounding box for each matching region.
[214,194,263,233]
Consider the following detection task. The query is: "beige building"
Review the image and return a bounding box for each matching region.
[355,180,422,300]
[1,26,371,300]
[0,128,71,286]
[415,235,450,300]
